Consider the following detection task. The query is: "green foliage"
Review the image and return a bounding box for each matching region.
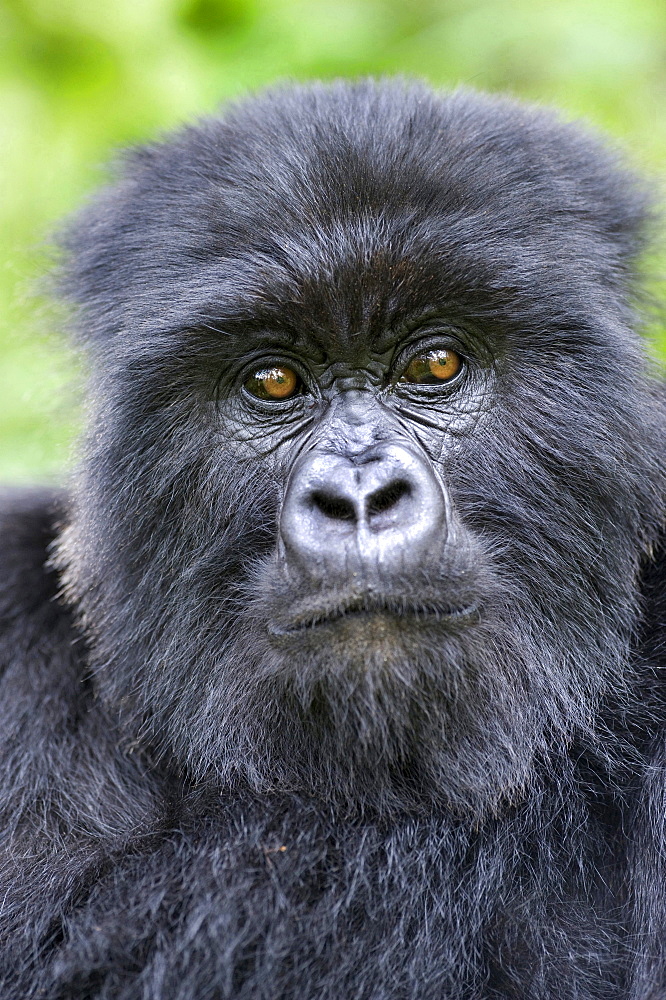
[1,0,665,480]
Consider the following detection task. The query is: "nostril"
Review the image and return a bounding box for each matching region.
[280,446,446,576]
[310,490,357,522]
[366,479,411,518]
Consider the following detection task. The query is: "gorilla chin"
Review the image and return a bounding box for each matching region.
[232,539,580,817]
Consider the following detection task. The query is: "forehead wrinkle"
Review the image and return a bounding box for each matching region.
[170,207,455,359]
[169,255,371,354]
[165,217,514,359]
[236,213,430,346]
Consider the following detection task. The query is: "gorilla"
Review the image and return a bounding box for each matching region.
[1,79,666,1000]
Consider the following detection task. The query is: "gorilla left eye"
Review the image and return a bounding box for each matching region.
[401,348,462,385]
[244,366,301,401]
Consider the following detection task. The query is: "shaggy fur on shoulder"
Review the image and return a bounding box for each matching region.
[2,80,666,999]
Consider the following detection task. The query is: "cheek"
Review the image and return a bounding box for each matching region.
[392,380,491,466]
[216,401,317,459]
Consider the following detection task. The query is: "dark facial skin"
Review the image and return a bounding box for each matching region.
[214,308,491,650]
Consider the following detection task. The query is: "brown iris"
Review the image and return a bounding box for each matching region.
[402,348,462,385]
[244,365,300,401]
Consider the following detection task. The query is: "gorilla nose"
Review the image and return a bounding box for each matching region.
[279,444,447,580]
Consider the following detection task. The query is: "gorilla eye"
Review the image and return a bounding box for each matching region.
[402,348,462,385]
[244,366,301,401]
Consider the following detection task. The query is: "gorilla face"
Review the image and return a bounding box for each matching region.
[55,81,666,816]
[228,298,487,650]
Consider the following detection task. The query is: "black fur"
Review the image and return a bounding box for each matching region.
[2,79,666,999]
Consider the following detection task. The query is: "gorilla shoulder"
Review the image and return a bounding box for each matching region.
[0,488,64,619]
[0,488,75,676]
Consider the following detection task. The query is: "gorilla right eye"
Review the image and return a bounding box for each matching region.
[244,365,301,401]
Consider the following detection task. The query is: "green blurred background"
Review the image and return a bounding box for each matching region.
[2,0,666,482]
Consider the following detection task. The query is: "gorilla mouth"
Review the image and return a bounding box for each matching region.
[267,593,479,637]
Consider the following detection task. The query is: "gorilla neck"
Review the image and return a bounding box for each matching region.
[131,606,634,821]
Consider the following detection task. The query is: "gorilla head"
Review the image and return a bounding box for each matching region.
[54,80,666,817]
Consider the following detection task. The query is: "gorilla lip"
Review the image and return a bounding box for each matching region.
[267,594,479,637]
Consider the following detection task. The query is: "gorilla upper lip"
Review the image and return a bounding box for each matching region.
[267,592,479,637]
